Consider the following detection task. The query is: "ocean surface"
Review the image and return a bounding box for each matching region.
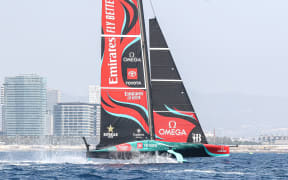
[0,151,287,179]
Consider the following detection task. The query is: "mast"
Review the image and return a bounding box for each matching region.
[137,0,154,140]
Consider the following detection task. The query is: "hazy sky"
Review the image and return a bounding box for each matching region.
[0,0,287,137]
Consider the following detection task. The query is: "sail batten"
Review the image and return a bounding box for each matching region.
[151,79,183,82]
[101,35,141,37]
[150,48,170,51]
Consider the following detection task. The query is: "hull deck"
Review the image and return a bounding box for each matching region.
[85,140,229,161]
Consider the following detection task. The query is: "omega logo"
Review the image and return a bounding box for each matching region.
[169,121,177,129]
[129,52,135,58]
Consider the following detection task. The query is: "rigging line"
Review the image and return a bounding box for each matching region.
[149,0,156,18]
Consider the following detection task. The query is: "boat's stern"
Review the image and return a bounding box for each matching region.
[202,144,230,157]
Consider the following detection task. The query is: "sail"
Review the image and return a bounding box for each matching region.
[99,0,150,148]
[149,18,207,144]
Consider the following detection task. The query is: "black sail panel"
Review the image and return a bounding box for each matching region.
[152,81,193,112]
[149,18,207,144]
[150,18,168,48]
[150,50,181,80]
[150,18,180,80]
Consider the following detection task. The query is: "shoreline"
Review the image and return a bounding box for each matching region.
[230,145,288,153]
[0,144,288,153]
[0,145,86,151]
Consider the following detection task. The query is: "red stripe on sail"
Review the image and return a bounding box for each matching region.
[173,107,198,121]
[153,112,195,143]
[102,0,140,36]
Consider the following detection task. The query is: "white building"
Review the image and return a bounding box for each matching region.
[89,85,100,104]
[47,89,61,135]
[54,103,98,137]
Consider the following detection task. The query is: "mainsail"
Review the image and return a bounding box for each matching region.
[99,0,151,148]
[149,18,207,144]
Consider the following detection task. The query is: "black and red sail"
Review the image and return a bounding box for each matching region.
[98,1,208,148]
[149,18,207,144]
[99,0,150,148]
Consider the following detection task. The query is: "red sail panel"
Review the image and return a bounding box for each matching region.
[101,36,145,88]
[154,112,197,143]
[102,0,140,36]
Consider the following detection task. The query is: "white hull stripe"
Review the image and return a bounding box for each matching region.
[151,79,182,82]
[101,87,146,90]
[153,111,195,113]
[101,34,141,38]
[150,48,170,51]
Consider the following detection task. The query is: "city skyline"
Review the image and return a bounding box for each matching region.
[0,73,100,136]
[0,0,287,137]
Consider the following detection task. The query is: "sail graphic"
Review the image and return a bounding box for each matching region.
[98,0,150,148]
[149,18,207,144]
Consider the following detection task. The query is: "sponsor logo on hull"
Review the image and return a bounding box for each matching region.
[116,143,132,152]
[217,146,227,153]
[137,143,143,149]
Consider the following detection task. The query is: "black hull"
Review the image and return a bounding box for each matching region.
[86,148,209,160]
[83,140,230,161]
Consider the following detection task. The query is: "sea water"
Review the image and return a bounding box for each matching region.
[0,151,287,179]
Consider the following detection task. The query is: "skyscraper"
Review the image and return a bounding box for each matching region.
[89,85,100,104]
[0,82,4,132]
[3,74,47,136]
[47,89,61,135]
[88,85,101,141]
[53,102,97,137]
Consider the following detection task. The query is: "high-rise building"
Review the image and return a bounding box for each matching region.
[3,74,47,136]
[0,83,4,104]
[0,82,4,132]
[47,89,61,135]
[54,102,98,137]
[88,85,101,141]
[89,85,100,104]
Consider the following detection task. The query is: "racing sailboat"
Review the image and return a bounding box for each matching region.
[83,0,229,162]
